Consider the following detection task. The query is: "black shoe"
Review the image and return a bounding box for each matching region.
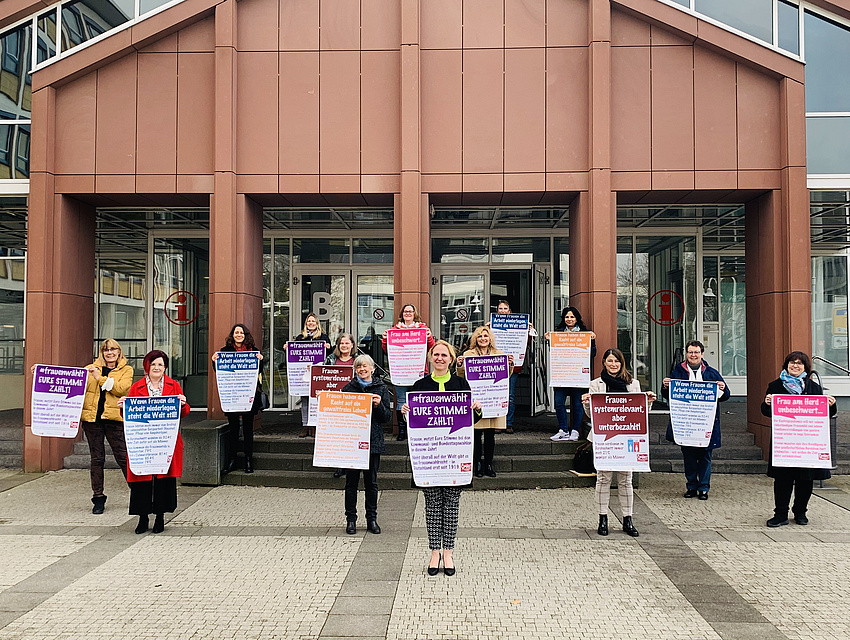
[396,410,407,441]
[333,468,346,478]
[427,554,441,576]
[152,514,165,534]
[245,457,254,474]
[223,458,237,474]
[683,489,698,498]
[622,516,639,537]
[484,463,496,478]
[766,516,789,528]
[443,563,456,577]
[597,514,609,536]
[367,519,381,534]
[346,521,357,535]
[135,515,149,534]
[91,495,107,515]
[794,514,809,525]
[474,461,484,478]
[698,491,708,501]
[505,427,514,434]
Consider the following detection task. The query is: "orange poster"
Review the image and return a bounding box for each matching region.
[313,391,373,470]
[549,332,592,387]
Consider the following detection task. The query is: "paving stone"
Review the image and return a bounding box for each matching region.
[321,614,390,637]
[330,596,394,615]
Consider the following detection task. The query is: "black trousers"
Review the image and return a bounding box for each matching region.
[129,477,177,516]
[773,475,814,518]
[82,419,128,496]
[227,412,256,458]
[473,429,495,464]
[345,454,380,522]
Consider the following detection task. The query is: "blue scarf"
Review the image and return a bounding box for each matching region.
[780,369,806,395]
[355,375,373,388]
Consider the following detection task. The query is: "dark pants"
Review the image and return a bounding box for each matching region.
[82,419,128,496]
[227,412,255,458]
[682,446,713,492]
[554,387,586,433]
[507,373,518,426]
[345,454,380,522]
[773,476,814,519]
[473,429,496,464]
[129,476,178,516]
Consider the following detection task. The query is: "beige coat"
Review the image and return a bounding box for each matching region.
[458,347,508,430]
[79,357,134,423]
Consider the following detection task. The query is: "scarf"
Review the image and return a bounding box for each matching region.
[355,375,373,388]
[687,362,703,382]
[780,369,806,395]
[601,369,629,392]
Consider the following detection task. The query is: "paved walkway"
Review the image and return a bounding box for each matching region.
[1,471,849,640]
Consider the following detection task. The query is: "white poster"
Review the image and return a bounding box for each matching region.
[308,365,354,426]
[313,391,373,470]
[30,365,89,438]
[668,379,720,447]
[286,341,327,396]
[771,394,832,469]
[490,313,529,366]
[123,396,182,476]
[463,354,510,419]
[214,351,260,413]
[407,391,474,486]
[589,392,650,472]
[549,332,592,388]
[386,327,428,385]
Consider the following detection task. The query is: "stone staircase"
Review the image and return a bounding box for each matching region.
[0,410,24,468]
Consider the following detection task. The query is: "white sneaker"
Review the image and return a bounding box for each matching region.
[550,430,570,441]
[567,430,580,441]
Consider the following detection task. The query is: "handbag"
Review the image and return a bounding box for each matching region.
[573,441,595,474]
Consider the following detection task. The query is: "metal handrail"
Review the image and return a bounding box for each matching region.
[812,355,850,376]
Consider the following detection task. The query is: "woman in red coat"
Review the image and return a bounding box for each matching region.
[121,350,190,534]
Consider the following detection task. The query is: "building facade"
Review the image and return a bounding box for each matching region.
[1,0,849,471]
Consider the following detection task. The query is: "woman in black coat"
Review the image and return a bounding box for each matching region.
[341,354,392,535]
[761,351,837,527]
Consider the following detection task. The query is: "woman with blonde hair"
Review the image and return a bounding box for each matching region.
[457,325,512,477]
[289,313,332,437]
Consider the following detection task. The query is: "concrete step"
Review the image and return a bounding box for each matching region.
[646,432,755,446]
[0,426,22,441]
[650,444,764,460]
[64,454,120,470]
[0,440,22,455]
[651,458,769,474]
[0,454,21,468]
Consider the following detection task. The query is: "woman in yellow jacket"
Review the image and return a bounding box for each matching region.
[80,339,134,514]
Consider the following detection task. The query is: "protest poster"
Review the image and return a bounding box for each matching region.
[407,391,474,486]
[286,341,327,396]
[214,351,260,412]
[490,313,529,366]
[668,379,720,447]
[589,393,650,472]
[463,354,510,419]
[313,391,373,470]
[30,365,88,438]
[771,394,832,468]
[123,396,182,476]
[386,327,428,385]
[549,332,592,387]
[308,365,354,426]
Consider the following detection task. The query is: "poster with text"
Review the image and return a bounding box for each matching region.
[463,354,510,418]
[31,365,88,438]
[490,313,529,366]
[308,365,354,426]
[668,379,720,447]
[313,391,373,470]
[386,327,428,385]
[123,396,182,476]
[771,394,832,468]
[286,341,327,396]
[549,332,592,387]
[407,391,474,486]
[214,351,261,412]
[589,393,650,472]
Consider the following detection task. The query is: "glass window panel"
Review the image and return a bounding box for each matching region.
[719,257,746,377]
[553,238,569,317]
[293,238,349,263]
[804,11,850,112]
[806,117,850,174]
[299,274,345,345]
[439,274,486,353]
[37,11,57,63]
[61,0,134,52]
[432,238,488,263]
[695,0,773,43]
[0,258,25,373]
[15,125,29,177]
[491,237,550,263]
[777,0,799,54]
[268,239,291,408]
[352,238,393,263]
[0,125,12,178]
[140,0,173,13]
[812,255,848,373]
[357,275,393,372]
[703,256,719,322]
[0,23,33,119]
[616,237,634,372]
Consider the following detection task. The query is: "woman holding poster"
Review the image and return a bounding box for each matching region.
[761,351,837,528]
[290,313,331,438]
[329,333,357,478]
[545,306,596,441]
[457,325,510,478]
[381,303,435,441]
[213,323,263,474]
[582,349,656,538]
[123,350,190,534]
[340,354,392,535]
[402,340,482,576]
[79,339,133,514]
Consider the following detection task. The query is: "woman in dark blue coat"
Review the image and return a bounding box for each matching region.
[662,340,730,499]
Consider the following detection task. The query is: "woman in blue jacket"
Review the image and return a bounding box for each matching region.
[662,340,730,499]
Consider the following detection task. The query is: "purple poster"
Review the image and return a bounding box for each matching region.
[286,341,327,396]
[463,354,510,418]
[31,365,88,438]
[407,391,474,486]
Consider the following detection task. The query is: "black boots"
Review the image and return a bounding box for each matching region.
[622,516,639,537]
[223,458,237,474]
[91,495,107,515]
[367,519,381,534]
[475,461,484,477]
[152,513,165,534]
[245,456,254,474]
[135,515,149,534]
[396,410,407,441]
[597,514,608,536]
[346,521,357,535]
[484,463,496,478]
